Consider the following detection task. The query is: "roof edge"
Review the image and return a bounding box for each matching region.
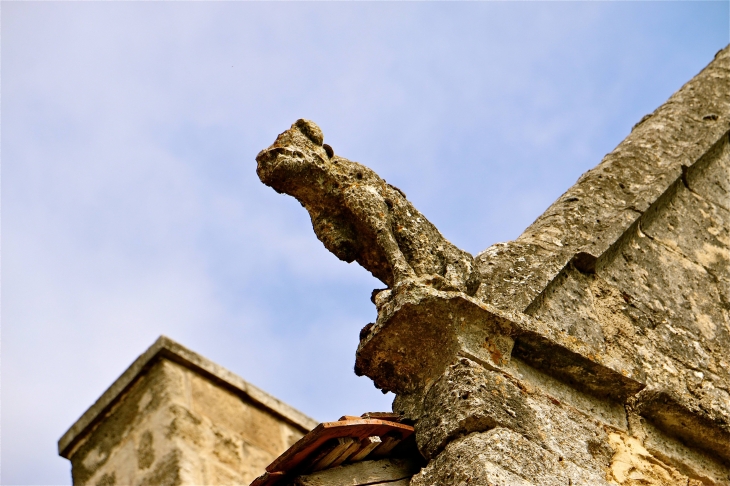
[58,336,319,458]
[474,43,730,314]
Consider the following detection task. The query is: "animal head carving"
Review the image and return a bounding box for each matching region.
[256,119,333,199]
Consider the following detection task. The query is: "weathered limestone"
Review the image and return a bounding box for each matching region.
[406,357,730,485]
[255,119,479,294]
[411,427,613,486]
[58,336,317,485]
[257,45,730,486]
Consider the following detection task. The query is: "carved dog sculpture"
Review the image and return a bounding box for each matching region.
[256,119,479,295]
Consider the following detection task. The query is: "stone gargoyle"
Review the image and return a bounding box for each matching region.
[256,119,480,300]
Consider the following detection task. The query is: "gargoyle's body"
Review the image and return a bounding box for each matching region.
[256,119,479,295]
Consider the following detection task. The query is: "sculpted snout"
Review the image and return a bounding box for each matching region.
[256,119,328,189]
[256,146,304,169]
[255,146,308,189]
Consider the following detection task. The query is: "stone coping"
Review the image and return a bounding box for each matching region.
[474,44,730,315]
[58,335,319,458]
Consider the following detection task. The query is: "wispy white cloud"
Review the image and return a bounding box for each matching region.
[2,1,728,483]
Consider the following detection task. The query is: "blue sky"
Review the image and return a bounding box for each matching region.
[2,1,728,483]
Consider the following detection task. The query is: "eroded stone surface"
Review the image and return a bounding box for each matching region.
[406,356,730,485]
[607,433,692,485]
[413,358,616,471]
[518,132,730,458]
[411,428,612,486]
[474,47,730,316]
[256,119,479,294]
[355,284,514,394]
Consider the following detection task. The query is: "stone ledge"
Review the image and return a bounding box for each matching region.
[474,44,730,315]
[58,336,318,458]
[356,283,644,401]
[632,388,730,464]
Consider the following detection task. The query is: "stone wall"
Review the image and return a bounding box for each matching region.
[59,337,317,485]
[408,356,728,485]
[354,46,730,485]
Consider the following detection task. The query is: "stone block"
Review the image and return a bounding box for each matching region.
[607,432,694,485]
[413,357,615,473]
[640,415,730,485]
[411,428,611,486]
[404,355,730,484]
[687,132,730,212]
[355,284,514,395]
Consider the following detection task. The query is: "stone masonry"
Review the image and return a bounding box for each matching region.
[58,336,318,485]
[257,45,730,485]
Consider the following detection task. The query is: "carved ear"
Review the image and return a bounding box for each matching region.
[323,144,334,158]
[294,119,324,146]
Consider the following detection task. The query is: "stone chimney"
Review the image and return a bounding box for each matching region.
[58,336,318,485]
